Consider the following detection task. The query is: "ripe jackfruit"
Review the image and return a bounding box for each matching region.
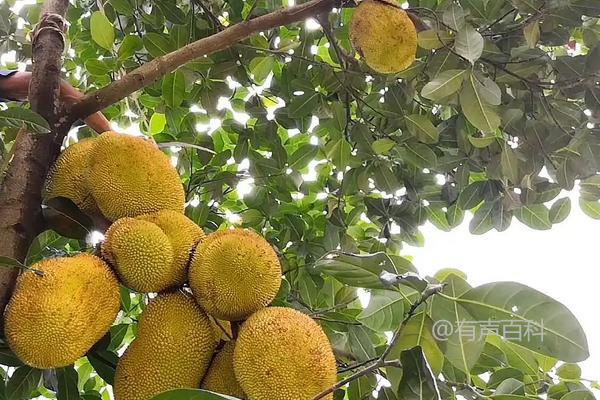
[87,131,185,221]
[44,138,100,215]
[137,210,205,286]
[201,341,246,399]
[189,229,282,321]
[102,218,175,293]
[234,307,337,400]
[4,254,120,369]
[349,0,417,74]
[114,291,217,400]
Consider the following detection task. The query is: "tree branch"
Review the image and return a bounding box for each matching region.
[69,0,337,122]
[0,0,70,309]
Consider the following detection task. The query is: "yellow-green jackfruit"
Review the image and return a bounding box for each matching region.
[102,218,175,293]
[4,254,120,369]
[350,0,417,74]
[87,131,185,221]
[189,229,282,321]
[44,138,100,215]
[137,210,205,286]
[234,307,337,400]
[114,291,217,400]
[201,341,246,399]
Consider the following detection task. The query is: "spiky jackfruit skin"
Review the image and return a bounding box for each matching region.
[201,341,246,399]
[102,218,175,293]
[137,210,205,286]
[349,0,417,74]
[88,131,185,221]
[114,291,217,400]
[44,138,100,215]
[4,254,120,369]
[234,307,337,400]
[189,229,282,321]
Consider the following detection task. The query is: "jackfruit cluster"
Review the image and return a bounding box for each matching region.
[44,131,185,222]
[4,254,120,369]
[114,291,217,400]
[189,228,282,321]
[349,0,417,74]
[12,130,340,400]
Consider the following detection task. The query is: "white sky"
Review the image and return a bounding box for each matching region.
[408,194,600,383]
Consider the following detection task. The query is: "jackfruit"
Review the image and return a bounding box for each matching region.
[234,307,337,400]
[102,218,175,293]
[44,138,100,215]
[201,341,246,399]
[4,254,120,369]
[87,131,185,221]
[137,210,205,286]
[114,291,217,400]
[189,229,282,321]
[349,0,417,74]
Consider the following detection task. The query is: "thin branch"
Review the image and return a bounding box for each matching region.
[69,0,337,121]
[312,283,444,400]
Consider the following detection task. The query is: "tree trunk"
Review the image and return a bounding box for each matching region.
[0,0,70,309]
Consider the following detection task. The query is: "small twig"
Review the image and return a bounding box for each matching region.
[312,283,444,400]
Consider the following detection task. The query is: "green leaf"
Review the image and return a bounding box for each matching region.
[358,289,405,332]
[470,202,494,235]
[87,350,118,385]
[389,313,444,375]
[396,348,439,400]
[144,33,174,57]
[447,204,465,228]
[110,0,134,15]
[454,24,484,63]
[90,11,115,51]
[162,71,186,108]
[405,114,439,144]
[56,366,80,400]
[348,325,378,362]
[579,198,600,219]
[549,198,571,224]
[6,366,42,400]
[427,206,451,232]
[457,282,589,362]
[457,181,487,210]
[421,69,467,101]
[151,390,241,400]
[418,30,454,50]
[326,137,352,170]
[118,35,143,60]
[556,363,582,380]
[460,73,501,133]
[288,92,320,118]
[523,21,540,48]
[155,0,187,24]
[400,142,437,168]
[443,4,468,30]
[149,113,167,135]
[315,252,406,289]
[514,204,552,230]
[501,145,520,184]
[371,138,396,155]
[249,56,275,83]
[288,144,318,170]
[0,108,50,134]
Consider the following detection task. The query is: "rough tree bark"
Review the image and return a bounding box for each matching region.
[0,0,336,309]
[0,0,70,309]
